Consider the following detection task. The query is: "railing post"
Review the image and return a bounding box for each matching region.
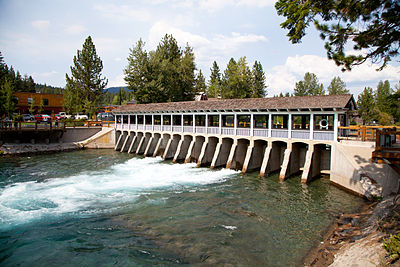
[193,114,195,133]
[219,114,222,135]
[361,126,366,141]
[250,113,254,137]
[234,113,237,136]
[268,114,272,138]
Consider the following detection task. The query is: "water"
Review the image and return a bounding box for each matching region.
[0,150,364,266]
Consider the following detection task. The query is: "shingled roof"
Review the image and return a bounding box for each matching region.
[113,94,356,114]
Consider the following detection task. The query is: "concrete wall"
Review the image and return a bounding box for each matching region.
[213,138,233,168]
[331,141,399,197]
[61,127,102,143]
[247,140,268,171]
[199,137,218,167]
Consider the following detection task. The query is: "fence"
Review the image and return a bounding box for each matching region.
[338,125,400,142]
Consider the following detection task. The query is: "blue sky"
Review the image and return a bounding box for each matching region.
[0,0,399,97]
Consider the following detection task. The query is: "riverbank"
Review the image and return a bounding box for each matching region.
[0,142,82,155]
[304,194,400,266]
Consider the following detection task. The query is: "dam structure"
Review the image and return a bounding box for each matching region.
[113,95,354,182]
[112,94,399,196]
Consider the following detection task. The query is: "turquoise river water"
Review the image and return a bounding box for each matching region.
[0,150,365,266]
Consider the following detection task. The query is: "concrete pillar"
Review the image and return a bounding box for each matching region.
[136,135,145,154]
[172,137,184,163]
[115,132,126,151]
[121,133,133,152]
[162,138,172,159]
[301,144,314,183]
[144,136,154,156]
[279,143,292,181]
[196,137,209,167]
[225,140,238,169]
[163,135,180,160]
[241,140,254,173]
[259,143,272,177]
[184,139,195,163]
[128,135,137,154]
[114,133,123,150]
[210,140,222,169]
[153,137,163,157]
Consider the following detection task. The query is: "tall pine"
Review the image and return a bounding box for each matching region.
[251,61,266,97]
[328,76,349,95]
[207,61,222,98]
[65,36,108,115]
[294,72,324,96]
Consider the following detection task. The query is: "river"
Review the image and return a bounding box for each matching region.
[0,149,364,266]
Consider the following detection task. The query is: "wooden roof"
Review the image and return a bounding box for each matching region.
[113,94,356,114]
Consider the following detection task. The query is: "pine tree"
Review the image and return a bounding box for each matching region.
[293,72,324,96]
[124,35,196,104]
[375,80,392,114]
[328,77,349,95]
[221,57,252,99]
[65,36,108,116]
[207,61,222,98]
[0,78,16,116]
[194,70,207,93]
[357,87,378,125]
[251,61,266,98]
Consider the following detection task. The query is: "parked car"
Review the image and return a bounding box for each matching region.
[34,114,51,122]
[96,112,115,121]
[52,114,62,120]
[57,112,73,119]
[22,114,35,122]
[75,114,88,120]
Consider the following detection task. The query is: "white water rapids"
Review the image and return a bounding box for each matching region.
[0,157,238,228]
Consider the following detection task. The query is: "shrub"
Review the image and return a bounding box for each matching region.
[383,233,400,262]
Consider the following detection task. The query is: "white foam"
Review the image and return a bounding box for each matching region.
[0,157,238,228]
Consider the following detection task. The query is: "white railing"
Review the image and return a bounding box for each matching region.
[313,131,334,141]
[236,128,251,136]
[172,126,182,132]
[221,127,235,135]
[183,126,193,133]
[207,127,219,134]
[271,129,288,138]
[115,123,335,141]
[196,126,206,133]
[253,129,268,137]
[292,130,310,140]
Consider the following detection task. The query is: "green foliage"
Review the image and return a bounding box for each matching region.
[65,36,108,117]
[252,61,267,97]
[294,72,324,96]
[1,78,16,116]
[207,61,222,98]
[194,70,207,93]
[376,80,392,114]
[357,87,378,125]
[383,233,400,262]
[275,0,400,71]
[124,35,196,104]
[328,76,349,95]
[221,57,252,99]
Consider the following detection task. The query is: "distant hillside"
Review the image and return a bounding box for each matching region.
[104,86,129,94]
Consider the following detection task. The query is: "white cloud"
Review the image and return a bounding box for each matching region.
[198,0,275,12]
[108,74,126,87]
[32,70,58,77]
[148,21,268,70]
[31,20,50,31]
[267,55,400,96]
[93,4,152,22]
[65,25,86,35]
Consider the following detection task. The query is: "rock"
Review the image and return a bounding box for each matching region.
[337,216,353,225]
[351,217,361,227]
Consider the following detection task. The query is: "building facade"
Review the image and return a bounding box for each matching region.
[14,92,64,115]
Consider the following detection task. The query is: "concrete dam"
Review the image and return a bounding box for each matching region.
[112,95,399,197]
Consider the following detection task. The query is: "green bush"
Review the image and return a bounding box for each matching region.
[383,233,400,262]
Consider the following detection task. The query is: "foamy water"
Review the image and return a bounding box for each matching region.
[0,157,238,228]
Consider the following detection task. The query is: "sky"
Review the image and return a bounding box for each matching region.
[0,0,399,97]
